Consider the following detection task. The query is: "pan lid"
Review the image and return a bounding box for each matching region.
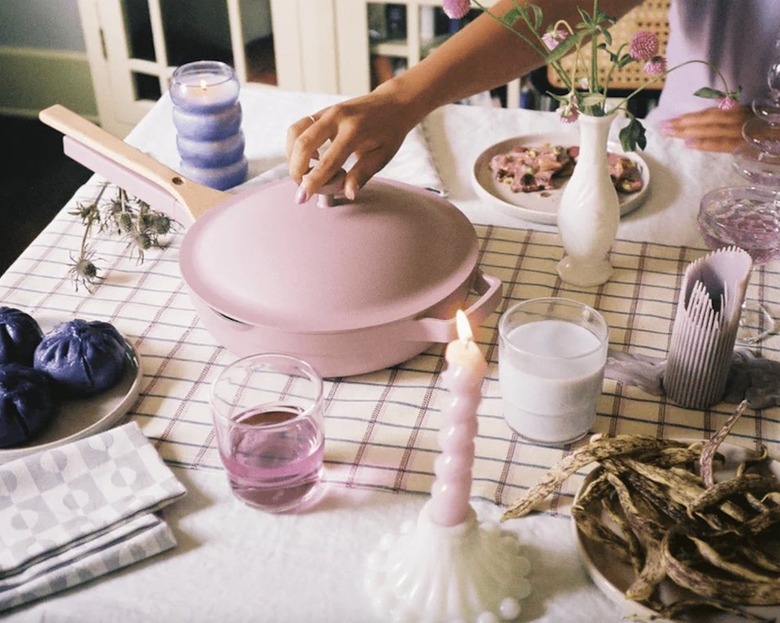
[179,176,478,332]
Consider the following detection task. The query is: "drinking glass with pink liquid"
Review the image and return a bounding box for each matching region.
[210,353,325,513]
[698,186,780,343]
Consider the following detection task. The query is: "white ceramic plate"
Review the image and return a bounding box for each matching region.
[471,132,650,225]
[0,334,142,463]
[573,441,780,623]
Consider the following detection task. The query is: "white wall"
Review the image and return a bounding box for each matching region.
[0,0,273,119]
[0,0,85,50]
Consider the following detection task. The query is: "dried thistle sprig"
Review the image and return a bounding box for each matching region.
[67,183,108,292]
[68,183,178,291]
[68,247,104,293]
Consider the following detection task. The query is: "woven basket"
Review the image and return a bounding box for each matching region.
[547,0,670,91]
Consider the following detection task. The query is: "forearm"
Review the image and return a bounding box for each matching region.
[376,0,642,123]
[287,0,642,197]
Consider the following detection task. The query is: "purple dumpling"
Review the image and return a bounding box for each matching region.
[0,362,58,448]
[0,306,43,366]
[34,319,128,398]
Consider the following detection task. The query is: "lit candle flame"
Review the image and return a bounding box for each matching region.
[199,79,208,90]
[455,310,473,344]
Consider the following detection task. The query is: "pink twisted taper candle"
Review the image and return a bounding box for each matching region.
[429,311,488,527]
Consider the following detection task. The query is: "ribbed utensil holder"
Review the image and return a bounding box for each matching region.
[664,247,752,408]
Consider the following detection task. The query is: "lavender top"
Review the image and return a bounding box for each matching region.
[649,0,780,120]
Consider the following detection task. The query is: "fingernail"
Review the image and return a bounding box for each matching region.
[344,182,359,201]
[295,185,309,204]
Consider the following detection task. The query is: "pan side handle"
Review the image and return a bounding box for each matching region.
[410,271,504,343]
[40,104,226,221]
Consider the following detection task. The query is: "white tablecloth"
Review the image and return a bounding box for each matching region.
[2,85,768,623]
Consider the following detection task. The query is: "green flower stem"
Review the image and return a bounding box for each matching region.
[471,0,546,55]
[609,58,735,115]
[591,0,599,97]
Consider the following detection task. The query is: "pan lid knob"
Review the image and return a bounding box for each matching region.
[316,169,347,208]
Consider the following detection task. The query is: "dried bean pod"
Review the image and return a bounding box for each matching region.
[700,400,749,488]
[601,491,645,575]
[664,531,780,606]
[501,435,684,521]
[654,597,774,622]
[605,473,668,601]
[691,473,780,514]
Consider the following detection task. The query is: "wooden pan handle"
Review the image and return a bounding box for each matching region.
[39,105,227,221]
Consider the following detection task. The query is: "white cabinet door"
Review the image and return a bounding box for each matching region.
[269,0,340,94]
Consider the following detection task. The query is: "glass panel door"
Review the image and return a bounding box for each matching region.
[84,0,262,136]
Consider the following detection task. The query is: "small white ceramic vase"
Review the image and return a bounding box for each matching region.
[556,113,620,287]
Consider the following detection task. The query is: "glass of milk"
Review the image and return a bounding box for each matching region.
[498,298,609,446]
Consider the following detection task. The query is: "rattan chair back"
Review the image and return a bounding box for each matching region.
[547,0,671,92]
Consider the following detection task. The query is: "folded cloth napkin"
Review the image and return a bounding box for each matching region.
[0,422,186,613]
[380,124,448,196]
[606,347,780,409]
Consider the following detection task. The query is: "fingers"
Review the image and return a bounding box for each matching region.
[659,105,751,153]
[286,95,412,201]
[286,111,328,184]
[287,110,401,201]
[675,135,744,153]
[342,147,395,200]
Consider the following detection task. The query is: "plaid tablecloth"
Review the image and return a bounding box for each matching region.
[3,177,778,517]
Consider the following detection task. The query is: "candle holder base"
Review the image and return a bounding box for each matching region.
[364,502,532,622]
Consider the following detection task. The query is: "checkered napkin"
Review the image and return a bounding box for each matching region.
[0,422,186,612]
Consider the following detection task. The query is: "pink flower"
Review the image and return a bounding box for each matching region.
[442,0,470,19]
[542,30,569,51]
[629,31,659,61]
[717,95,739,111]
[643,56,667,75]
[557,103,579,124]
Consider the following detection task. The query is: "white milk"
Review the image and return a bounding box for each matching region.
[499,319,606,445]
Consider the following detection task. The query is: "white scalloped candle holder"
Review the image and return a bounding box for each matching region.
[364,502,532,622]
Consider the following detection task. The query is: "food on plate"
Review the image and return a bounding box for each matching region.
[0,306,43,366]
[501,402,780,620]
[34,319,128,398]
[489,142,644,194]
[0,362,58,448]
[488,143,574,192]
[567,146,645,193]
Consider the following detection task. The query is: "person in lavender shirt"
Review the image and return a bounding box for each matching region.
[287,0,780,201]
[654,0,780,152]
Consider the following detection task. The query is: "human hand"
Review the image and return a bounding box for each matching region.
[286,90,421,202]
[659,105,752,152]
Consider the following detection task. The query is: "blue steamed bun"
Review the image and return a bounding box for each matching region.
[0,306,43,366]
[0,362,58,448]
[33,319,128,398]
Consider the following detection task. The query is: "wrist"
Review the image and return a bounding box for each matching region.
[373,69,442,129]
